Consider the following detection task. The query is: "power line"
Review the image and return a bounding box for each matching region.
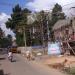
[62,2,75,7]
[47,2,75,12]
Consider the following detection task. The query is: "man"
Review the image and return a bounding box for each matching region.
[8,47,13,62]
[26,51,31,60]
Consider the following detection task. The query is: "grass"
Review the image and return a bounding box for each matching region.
[69,67,75,75]
[65,67,75,75]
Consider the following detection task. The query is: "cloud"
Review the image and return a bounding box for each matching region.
[26,0,75,17]
[0,13,15,39]
[26,0,55,11]
[0,13,10,23]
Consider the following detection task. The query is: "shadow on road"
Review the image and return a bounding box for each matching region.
[10,59,16,62]
[0,70,4,75]
[0,69,10,75]
[5,73,11,75]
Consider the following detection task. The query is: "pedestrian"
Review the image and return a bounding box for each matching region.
[26,51,31,60]
[8,48,13,62]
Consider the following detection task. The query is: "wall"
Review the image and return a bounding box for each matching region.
[17,46,48,55]
[17,47,32,54]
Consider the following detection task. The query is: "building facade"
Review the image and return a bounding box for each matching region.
[53,18,75,42]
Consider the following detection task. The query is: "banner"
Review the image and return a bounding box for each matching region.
[48,42,61,55]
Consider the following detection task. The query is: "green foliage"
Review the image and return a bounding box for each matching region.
[6,4,22,31]
[52,3,62,13]
[69,67,75,75]
[6,4,32,46]
[49,3,66,41]
[21,8,31,26]
[0,28,3,38]
[0,27,12,48]
[0,35,12,48]
[65,67,75,75]
[5,3,66,46]
[51,3,65,27]
[31,38,42,46]
[16,32,25,46]
[36,11,48,45]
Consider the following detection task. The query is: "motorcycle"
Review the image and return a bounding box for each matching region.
[8,52,13,62]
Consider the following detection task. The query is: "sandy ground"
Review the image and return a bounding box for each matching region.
[37,55,75,69]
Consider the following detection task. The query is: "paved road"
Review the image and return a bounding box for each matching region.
[0,54,67,75]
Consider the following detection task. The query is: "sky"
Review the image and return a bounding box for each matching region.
[0,0,75,15]
[0,13,15,40]
[0,0,30,15]
[0,0,75,38]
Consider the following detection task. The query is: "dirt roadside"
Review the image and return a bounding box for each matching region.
[36,55,75,70]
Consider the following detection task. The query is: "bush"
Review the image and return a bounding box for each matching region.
[65,67,75,75]
[69,67,75,75]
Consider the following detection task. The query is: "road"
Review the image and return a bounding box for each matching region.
[0,53,67,75]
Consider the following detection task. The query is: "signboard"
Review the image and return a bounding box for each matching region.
[48,42,61,55]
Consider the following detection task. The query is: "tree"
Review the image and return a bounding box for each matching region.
[0,28,3,38]
[15,8,31,46]
[49,3,66,41]
[6,4,24,46]
[31,11,48,46]
[40,11,48,46]
[0,28,3,47]
[16,8,31,46]
[51,3,65,27]
[31,20,42,46]
[0,38,12,48]
[6,4,31,46]
[0,34,12,48]
[6,4,22,31]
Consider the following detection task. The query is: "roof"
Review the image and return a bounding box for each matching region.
[52,19,71,31]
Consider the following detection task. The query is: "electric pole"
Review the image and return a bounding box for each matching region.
[23,26,27,51]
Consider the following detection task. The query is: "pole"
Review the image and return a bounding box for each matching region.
[41,15,45,54]
[23,27,27,51]
[46,14,50,39]
[47,20,49,45]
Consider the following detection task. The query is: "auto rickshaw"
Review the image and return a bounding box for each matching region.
[11,46,17,53]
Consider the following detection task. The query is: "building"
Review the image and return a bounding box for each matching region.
[27,12,51,46]
[53,18,75,55]
[53,18,75,41]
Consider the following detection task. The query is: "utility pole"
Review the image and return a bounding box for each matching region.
[23,27,27,51]
[40,14,45,54]
[46,14,50,42]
